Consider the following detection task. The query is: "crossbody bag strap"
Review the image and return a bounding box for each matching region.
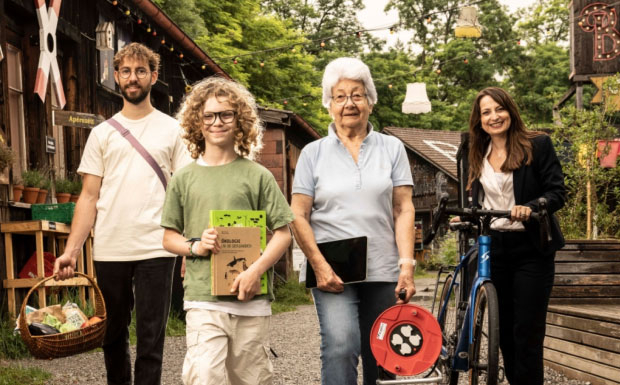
[107,117,168,190]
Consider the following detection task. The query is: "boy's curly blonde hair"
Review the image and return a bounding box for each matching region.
[113,42,160,72]
[177,77,263,160]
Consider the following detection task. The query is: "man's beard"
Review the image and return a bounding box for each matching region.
[121,82,151,105]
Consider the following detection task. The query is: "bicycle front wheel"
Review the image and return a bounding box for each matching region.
[436,274,460,385]
[469,282,500,385]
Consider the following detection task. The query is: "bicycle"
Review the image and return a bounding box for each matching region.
[424,192,551,385]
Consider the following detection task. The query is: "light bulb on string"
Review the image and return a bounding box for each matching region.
[137,18,142,24]
[487,49,493,54]
[291,46,296,53]
[169,45,174,52]
[260,60,265,67]
[320,41,326,48]
[112,0,118,5]
[233,57,238,64]
[427,17,432,23]
[283,100,288,105]
[146,26,151,33]
[125,9,131,16]
[152,30,157,36]
[179,52,184,59]
[389,27,394,34]
[356,31,362,38]
[463,58,469,64]
[161,38,166,45]
[201,64,206,70]
[388,84,393,89]
[436,69,441,74]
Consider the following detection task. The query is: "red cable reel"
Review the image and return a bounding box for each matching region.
[370,304,442,376]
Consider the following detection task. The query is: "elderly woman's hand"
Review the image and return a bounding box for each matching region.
[395,267,416,304]
[314,260,345,293]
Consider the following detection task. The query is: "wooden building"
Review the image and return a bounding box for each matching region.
[382,127,462,253]
[0,0,319,314]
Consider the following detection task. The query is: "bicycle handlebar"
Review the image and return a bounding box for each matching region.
[423,193,551,248]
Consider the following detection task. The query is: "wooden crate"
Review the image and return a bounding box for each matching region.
[544,240,620,385]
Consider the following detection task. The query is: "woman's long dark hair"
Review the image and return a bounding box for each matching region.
[467,87,542,190]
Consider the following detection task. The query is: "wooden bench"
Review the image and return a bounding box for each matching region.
[544,240,620,385]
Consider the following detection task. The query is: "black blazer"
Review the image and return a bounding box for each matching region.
[471,134,566,253]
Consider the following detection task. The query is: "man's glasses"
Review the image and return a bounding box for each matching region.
[203,110,236,126]
[118,68,150,79]
[332,93,367,106]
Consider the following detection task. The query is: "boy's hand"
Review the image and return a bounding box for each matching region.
[195,228,220,256]
[231,268,261,302]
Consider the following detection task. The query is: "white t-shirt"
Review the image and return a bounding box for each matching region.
[78,110,192,261]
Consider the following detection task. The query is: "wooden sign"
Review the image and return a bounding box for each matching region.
[571,1,620,79]
[52,110,104,128]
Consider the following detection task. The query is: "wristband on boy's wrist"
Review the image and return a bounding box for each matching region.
[187,238,204,257]
[398,258,416,269]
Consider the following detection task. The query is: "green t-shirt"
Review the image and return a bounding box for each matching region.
[161,157,294,302]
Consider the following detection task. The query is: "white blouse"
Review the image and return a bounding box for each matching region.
[479,144,525,231]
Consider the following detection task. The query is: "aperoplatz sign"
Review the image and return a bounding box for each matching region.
[52,110,104,128]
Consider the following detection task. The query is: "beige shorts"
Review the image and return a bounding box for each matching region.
[182,308,273,385]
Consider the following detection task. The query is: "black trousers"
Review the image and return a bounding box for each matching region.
[95,257,176,385]
[489,231,555,385]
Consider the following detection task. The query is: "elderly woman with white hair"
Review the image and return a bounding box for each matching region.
[290,57,417,385]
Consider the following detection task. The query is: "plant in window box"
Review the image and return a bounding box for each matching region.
[55,178,73,203]
[69,178,82,203]
[12,175,24,202]
[21,169,43,204]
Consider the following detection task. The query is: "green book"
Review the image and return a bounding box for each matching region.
[209,210,269,295]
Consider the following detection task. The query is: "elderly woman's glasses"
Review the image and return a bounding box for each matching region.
[118,68,150,79]
[203,110,236,126]
[332,93,367,106]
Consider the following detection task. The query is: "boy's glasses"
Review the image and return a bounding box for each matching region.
[203,110,236,126]
[332,93,367,106]
[118,68,150,79]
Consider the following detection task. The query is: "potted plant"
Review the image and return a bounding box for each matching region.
[12,175,24,202]
[21,169,43,204]
[55,178,73,203]
[69,179,82,203]
[37,176,51,204]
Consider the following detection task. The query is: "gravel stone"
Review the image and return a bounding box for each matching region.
[1,278,590,384]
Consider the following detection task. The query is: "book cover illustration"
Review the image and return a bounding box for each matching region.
[209,210,269,295]
[211,227,261,296]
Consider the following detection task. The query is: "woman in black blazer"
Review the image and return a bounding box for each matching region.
[465,87,566,385]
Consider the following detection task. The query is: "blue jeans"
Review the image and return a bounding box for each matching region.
[312,281,397,385]
[95,257,176,385]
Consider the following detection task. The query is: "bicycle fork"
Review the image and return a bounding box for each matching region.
[452,235,492,372]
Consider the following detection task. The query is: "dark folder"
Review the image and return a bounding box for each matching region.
[305,236,368,289]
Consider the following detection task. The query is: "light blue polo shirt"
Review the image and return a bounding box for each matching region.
[293,123,413,282]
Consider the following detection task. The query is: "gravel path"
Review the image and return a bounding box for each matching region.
[1,279,590,385]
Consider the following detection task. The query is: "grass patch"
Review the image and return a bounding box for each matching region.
[0,316,29,360]
[271,272,313,314]
[0,366,51,385]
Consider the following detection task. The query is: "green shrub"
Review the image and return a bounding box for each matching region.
[70,179,82,195]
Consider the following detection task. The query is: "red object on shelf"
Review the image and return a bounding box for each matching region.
[18,251,56,279]
[597,140,620,168]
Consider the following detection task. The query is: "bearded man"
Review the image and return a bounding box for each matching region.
[54,42,191,385]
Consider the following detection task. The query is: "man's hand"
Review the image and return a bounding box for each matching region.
[53,254,77,280]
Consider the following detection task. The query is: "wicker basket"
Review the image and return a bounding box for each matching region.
[19,272,107,359]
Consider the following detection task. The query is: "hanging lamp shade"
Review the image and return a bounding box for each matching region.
[455,6,482,38]
[402,83,431,114]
